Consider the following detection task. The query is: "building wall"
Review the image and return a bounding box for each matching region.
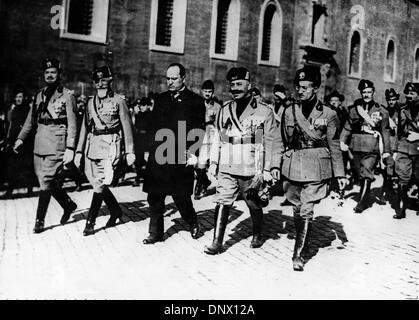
[0,0,418,109]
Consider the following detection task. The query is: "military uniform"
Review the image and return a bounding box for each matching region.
[270,66,344,271]
[205,67,277,255]
[340,80,391,213]
[393,82,419,219]
[76,66,135,235]
[17,58,78,233]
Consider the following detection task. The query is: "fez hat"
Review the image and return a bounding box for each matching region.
[294,66,321,87]
[273,84,286,95]
[326,90,345,102]
[385,88,400,100]
[42,58,61,71]
[249,87,261,96]
[358,79,375,91]
[12,84,28,97]
[403,82,419,94]
[202,80,215,90]
[139,97,152,106]
[226,67,250,82]
[93,65,113,82]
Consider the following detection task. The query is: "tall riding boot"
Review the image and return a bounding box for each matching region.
[83,192,103,236]
[354,179,371,213]
[102,188,123,228]
[376,173,389,205]
[393,185,408,219]
[204,205,230,255]
[52,188,77,224]
[292,217,312,271]
[33,190,52,233]
[249,208,264,248]
[194,168,211,200]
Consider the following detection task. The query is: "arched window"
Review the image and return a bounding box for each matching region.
[149,0,188,54]
[258,0,282,66]
[384,38,397,82]
[414,46,419,82]
[210,0,241,61]
[348,30,362,77]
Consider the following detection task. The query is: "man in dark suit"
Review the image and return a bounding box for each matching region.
[142,63,206,244]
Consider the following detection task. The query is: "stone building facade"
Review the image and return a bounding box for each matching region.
[0,0,418,108]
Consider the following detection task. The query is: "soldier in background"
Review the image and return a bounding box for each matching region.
[74,66,136,236]
[376,88,400,205]
[340,80,392,214]
[270,66,345,271]
[393,82,419,219]
[325,91,351,193]
[205,67,276,255]
[194,80,221,199]
[132,97,153,187]
[13,58,78,233]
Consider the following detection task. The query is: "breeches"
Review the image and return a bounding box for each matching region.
[352,152,378,181]
[34,153,64,190]
[395,153,419,186]
[215,171,261,210]
[283,179,329,219]
[85,157,114,193]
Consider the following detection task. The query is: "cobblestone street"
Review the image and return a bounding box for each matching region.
[0,176,418,300]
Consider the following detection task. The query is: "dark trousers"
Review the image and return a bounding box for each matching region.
[353,152,378,181]
[147,193,197,236]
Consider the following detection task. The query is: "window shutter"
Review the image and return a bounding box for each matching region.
[156,0,174,46]
[215,0,231,54]
[349,31,360,75]
[261,5,276,61]
[67,0,94,35]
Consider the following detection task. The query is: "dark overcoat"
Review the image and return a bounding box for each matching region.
[143,87,205,195]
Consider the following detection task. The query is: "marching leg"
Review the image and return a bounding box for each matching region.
[204,204,230,255]
[249,208,264,248]
[83,192,103,236]
[292,216,312,272]
[52,187,77,224]
[354,178,371,213]
[33,190,52,233]
[102,187,123,228]
[393,184,408,219]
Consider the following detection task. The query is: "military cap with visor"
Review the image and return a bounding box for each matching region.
[358,79,375,91]
[226,67,250,82]
[92,65,113,83]
[385,88,400,100]
[403,82,419,94]
[294,66,321,87]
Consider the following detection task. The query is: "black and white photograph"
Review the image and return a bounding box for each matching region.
[0,0,418,303]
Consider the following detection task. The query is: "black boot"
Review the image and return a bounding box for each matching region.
[393,185,408,219]
[83,192,103,236]
[292,216,312,271]
[103,188,123,228]
[194,168,211,200]
[249,208,264,248]
[52,188,77,225]
[376,174,390,205]
[204,205,230,255]
[33,190,52,233]
[354,179,371,213]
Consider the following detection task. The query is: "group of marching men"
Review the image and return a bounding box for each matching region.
[12,57,419,272]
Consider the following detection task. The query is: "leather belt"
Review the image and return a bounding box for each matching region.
[289,140,327,150]
[92,126,121,135]
[38,118,67,125]
[221,136,257,145]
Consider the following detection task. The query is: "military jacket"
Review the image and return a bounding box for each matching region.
[18,85,77,156]
[395,102,419,156]
[76,92,134,160]
[386,105,399,153]
[210,96,276,177]
[340,99,391,154]
[270,99,345,182]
